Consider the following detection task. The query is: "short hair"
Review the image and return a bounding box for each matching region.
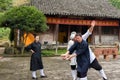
[33,34,39,38]
[75,33,82,37]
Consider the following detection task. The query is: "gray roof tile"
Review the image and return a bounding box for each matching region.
[31,0,120,18]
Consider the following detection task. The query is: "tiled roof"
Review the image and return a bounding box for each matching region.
[31,0,120,19]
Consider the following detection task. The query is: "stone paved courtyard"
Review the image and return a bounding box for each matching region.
[0,56,120,80]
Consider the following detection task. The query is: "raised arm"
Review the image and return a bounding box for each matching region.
[82,20,96,41]
[89,20,96,33]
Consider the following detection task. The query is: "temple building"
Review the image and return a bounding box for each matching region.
[31,0,120,45]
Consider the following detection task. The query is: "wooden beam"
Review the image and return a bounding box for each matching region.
[55,24,59,54]
[47,17,119,27]
[68,26,70,41]
[55,24,59,41]
[99,27,102,43]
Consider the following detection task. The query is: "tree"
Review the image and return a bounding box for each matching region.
[109,0,120,9]
[0,0,13,12]
[0,12,4,24]
[1,6,48,32]
[0,6,48,54]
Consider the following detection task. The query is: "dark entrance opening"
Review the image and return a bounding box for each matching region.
[58,25,68,44]
[58,25,92,44]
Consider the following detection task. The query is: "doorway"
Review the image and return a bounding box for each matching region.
[58,25,92,44]
[58,25,68,44]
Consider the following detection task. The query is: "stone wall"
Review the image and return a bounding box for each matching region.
[39,33,54,45]
[95,35,119,45]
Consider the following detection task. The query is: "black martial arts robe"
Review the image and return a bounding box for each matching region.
[69,40,90,74]
[26,41,43,71]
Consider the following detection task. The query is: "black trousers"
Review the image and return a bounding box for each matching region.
[77,71,87,78]
[71,65,76,70]
[77,59,102,78]
[90,58,102,70]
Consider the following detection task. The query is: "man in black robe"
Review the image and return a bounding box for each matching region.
[62,33,90,80]
[26,35,47,80]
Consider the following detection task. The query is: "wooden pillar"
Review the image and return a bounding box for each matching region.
[68,26,70,41]
[118,27,120,42]
[55,24,59,54]
[53,25,56,41]
[79,27,82,33]
[98,26,102,44]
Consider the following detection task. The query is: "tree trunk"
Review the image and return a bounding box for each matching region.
[21,32,28,55]
[17,29,20,46]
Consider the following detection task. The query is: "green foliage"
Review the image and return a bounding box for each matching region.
[42,49,66,56]
[4,48,67,56]
[0,12,4,25]
[0,0,13,12]
[109,0,120,9]
[0,6,48,54]
[0,27,10,40]
[1,6,48,33]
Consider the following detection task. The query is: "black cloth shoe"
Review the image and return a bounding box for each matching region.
[103,78,107,80]
[32,77,38,80]
[40,75,47,78]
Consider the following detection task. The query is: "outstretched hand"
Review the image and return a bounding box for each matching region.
[67,54,77,60]
[91,20,96,27]
[61,53,77,60]
[61,53,70,60]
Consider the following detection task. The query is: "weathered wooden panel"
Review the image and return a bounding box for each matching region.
[47,17,119,26]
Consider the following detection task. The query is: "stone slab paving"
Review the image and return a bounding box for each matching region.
[0,56,120,80]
